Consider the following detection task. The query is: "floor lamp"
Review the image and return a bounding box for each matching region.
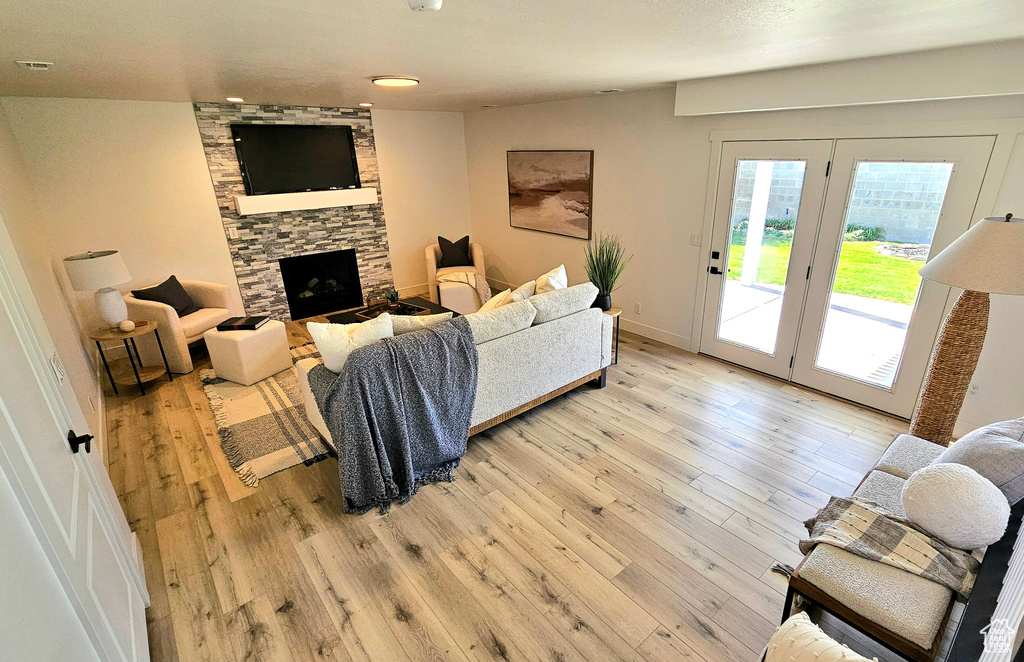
[910,214,1024,445]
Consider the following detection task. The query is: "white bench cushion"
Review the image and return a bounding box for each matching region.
[798,544,951,649]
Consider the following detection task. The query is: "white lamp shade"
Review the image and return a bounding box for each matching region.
[919,217,1024,295]
[63,250,131,291]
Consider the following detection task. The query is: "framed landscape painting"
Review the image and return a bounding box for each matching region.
[507,150,593,239]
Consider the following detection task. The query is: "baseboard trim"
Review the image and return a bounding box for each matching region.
[487,278,514,292]
[398,283,429,298]
[619,319,690,350]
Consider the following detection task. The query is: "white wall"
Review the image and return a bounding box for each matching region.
[463,88,1024,430]
[372,109,472,295]
[0,101,99,433]
[0,98,473,308]
[675,38,1024,116]
[0,97,245,329]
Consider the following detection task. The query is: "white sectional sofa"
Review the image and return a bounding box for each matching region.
[296,282,614,449]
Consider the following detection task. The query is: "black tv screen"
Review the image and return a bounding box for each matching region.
[231,124,361,195]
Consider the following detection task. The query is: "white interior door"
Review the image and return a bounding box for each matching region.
[791,136,996,416]
[0,213,149,662]
[700,140,833,378]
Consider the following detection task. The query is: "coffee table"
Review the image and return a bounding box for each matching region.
[324,296,456,325]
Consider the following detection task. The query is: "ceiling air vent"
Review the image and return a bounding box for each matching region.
[16,60,54,71]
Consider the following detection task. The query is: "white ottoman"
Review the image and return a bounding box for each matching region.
[203,320,291,386]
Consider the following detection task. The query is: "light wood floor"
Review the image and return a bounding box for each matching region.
[104,329,909,662]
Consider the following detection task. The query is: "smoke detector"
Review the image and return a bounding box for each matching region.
[16,60,54,71]
[408,0,442,11]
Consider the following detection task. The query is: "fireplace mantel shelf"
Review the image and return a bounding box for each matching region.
[233,187,378,216]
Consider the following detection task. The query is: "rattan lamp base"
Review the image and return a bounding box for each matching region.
[909,290,990,446]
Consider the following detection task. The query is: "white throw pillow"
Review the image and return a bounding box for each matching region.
[535,265,567,293]
[902,463,1010,550]
[511,280,536,302]
[478,289,512,312]
[391,312,453,335]
[306,313,393,373]
[766,612,876,662]
[465,300,537,344]
[529,282,598,324]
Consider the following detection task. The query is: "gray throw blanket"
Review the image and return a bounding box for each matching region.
[800,496,979,597]
[307,316,478,514]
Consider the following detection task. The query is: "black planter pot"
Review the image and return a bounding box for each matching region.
[593,294,612,311]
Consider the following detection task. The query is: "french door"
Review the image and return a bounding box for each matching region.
[700,135,996,417]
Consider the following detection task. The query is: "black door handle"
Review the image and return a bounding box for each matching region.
[68,430,93,454]
[708,266,723,275]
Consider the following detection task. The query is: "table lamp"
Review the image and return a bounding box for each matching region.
[63,250,132,329]
[910,214,1024,445]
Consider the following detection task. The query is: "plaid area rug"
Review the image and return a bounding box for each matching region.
[201,344,330,486]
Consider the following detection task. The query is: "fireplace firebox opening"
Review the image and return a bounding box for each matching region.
[278,248,363,319]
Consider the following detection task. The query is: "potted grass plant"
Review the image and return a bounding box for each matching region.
[584,233,632,311]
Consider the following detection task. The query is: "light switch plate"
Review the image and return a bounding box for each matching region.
[690,232,702,246]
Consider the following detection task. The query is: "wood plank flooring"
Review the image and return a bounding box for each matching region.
[104,329,910,662]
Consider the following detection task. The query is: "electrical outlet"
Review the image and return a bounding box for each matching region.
[690,232,702,247]
[228,227,240,240]
[968,383,982,397]
[634,302,642,314]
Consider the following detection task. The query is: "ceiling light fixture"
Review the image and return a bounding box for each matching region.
[225,97,244,103]
[358,102,373,107]
[408,0,442,10]
[372,76,419,87]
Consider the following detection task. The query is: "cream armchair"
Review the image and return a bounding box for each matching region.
[124,280,233,373]
[426,242,488,314]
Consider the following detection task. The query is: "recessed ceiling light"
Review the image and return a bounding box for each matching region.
[596,88,624,94]
[225,97,244,103]
[358,102,373,107]
[16,60,54,71]
[372,76,419,87]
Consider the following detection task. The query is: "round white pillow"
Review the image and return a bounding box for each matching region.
[902,463,1010,550]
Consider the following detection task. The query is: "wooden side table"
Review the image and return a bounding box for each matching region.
[604,308,621,365]
[90,320,173,396]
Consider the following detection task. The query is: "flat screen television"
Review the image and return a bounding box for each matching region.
[230,124,361,196]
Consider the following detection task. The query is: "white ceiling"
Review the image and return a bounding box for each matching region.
[2,0,1023,111]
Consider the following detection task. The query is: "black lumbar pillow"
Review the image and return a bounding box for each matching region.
[131,276,200,318]
[437,235,473,268]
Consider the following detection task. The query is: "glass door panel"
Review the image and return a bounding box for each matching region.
[792,136,996,417]
[814,162,954,387]
[700,140,833,379]
[717,160,806,355]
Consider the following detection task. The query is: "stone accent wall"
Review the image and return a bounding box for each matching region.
[193,102,393,320]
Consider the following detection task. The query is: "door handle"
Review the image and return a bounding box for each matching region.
[68,430,93,454]
[708,266,723,275]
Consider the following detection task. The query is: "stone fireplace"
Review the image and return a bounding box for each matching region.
[193,102,394,320]
[279,248,363,320]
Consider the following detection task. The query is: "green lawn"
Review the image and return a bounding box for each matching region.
[727,240,923,305]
